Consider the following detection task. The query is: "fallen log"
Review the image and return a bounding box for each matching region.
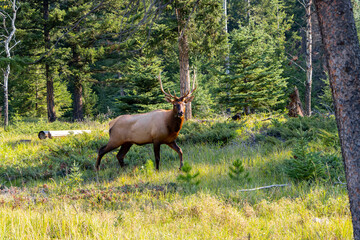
[38,130,92,140]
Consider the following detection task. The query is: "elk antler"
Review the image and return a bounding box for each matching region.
[158,71,177,99]
[179,68,197,100]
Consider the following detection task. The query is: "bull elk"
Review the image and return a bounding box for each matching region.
[95,72,196,171]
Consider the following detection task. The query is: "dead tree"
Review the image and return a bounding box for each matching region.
[287,86,304,117]
[0,0,20,128]
[298,0,313,116]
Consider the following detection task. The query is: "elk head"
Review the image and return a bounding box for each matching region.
[158,72,197,118]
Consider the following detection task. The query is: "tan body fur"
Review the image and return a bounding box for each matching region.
[108,109,183,146]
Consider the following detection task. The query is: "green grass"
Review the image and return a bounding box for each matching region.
[0,115,352,239]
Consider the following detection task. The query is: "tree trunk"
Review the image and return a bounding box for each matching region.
[246,0,251,20]
[73,81,83,121]
[1,0,19,128]
[176,7,192,120]
[314,1,360,239]
[72,45,84,121]
[304,0,313,116]
[287,86,305,117]
[43,0,56,122]
[3,65,10,128]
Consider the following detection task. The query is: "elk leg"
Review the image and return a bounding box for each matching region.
[116,143,133,167]
[96,144,118,171]
[167,141,183,170]
[153,142,161,170]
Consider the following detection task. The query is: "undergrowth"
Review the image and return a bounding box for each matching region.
[256,115,339,148]
[0,114,351,239]
[284,139,344,182]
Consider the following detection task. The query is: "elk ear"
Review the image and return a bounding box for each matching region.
[184,96,194,103]
[165,97,173,103]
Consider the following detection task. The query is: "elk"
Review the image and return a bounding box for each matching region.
[95,72,196,171]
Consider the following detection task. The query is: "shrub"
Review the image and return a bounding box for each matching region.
[257,115,338,147]
[177,121,243,145]
[140,159,155,177]
[317,129,340,149]
[284,140,344,182]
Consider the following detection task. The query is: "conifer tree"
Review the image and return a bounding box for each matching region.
[219,23,287,113]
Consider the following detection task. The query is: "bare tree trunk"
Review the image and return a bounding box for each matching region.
[176,7,192,120]
[3,65,10,127]
[314,1,360,239]
[43,0,56,122]
[1,0,19,129]
[303,0,313,116]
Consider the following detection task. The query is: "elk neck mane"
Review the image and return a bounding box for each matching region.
[166,109,184,133]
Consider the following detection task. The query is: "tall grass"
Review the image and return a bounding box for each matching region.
[0,114,352,239]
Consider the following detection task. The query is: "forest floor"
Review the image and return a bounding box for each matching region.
[0,114,352,239]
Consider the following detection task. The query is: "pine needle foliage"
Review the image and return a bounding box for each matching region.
[218,20,288,113]
[284,139,343,182]
[228,159,250,182]
[284,140,325,182]
[177,162,200,186]
[63,161,83,189]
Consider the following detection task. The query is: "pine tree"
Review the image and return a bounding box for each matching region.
[219,23,287,113]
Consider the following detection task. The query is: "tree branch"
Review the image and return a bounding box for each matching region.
[286,52,306,72]
[238,184,290,192]
[8,40,20,51]
[0,9,12,21]
[297,0,306,9]
[0,13,9,35]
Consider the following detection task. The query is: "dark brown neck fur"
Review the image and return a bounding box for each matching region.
[167,110,184,134]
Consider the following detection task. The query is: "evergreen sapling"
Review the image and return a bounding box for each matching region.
[228,159,250,182]
[177,162,200,186]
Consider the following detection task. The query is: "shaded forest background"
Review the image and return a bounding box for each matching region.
[1,0,360,122]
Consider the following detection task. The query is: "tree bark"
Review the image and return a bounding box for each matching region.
[73,81,83,121]
[71,45,84,121]
[176,7,192,120]
[287,86,305,117]
[304,0,313,116]
[43,0,56,122]
[314,1,360,239]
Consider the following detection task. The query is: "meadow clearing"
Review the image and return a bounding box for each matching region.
[0,114,352,239]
